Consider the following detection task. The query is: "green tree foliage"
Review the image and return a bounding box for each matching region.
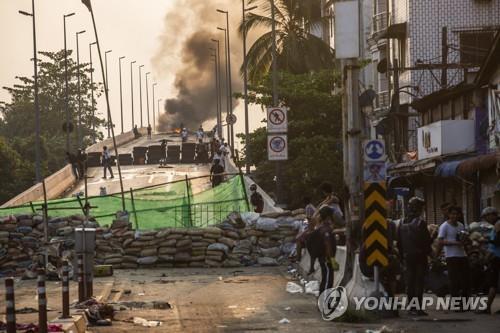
[239,0,334,84]
[0,137,34,203]
[238,70,344,208]
[0,50,104,203]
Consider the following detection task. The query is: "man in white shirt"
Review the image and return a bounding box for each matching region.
[437,206,469,307]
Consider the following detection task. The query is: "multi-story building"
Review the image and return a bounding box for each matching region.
[368,0,500,159]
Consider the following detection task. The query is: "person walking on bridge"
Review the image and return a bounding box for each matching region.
[147,124,152,139]
[210,159,224,187]
[250,184,264,214]
[101,146,114,179]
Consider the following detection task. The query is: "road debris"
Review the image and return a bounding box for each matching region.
[132,317,163,327]
[286,281,304,293]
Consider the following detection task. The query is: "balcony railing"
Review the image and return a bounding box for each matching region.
[372,12,388,36]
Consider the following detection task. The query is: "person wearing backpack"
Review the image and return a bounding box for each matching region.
[397,197,432,316]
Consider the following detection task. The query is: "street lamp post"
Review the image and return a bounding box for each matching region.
[211,39,223,140]
[242,2,257,174]
[119,56,125,133]
[217,9,234,152]
[19,0,41,182]
[152,83,157,132]
[130,60,136,129]
[76,30,86,148]
[209,47,221,139]
[146,72,151,126]
[157,98,162,128]
[63,12,75,153]
[139,65,144,127]
[104,50,112,137]
[89,42,97,143]
[216,27,231,145]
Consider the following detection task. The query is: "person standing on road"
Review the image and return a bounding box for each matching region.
[250,184,264,214]
[181,127,188,142]
[210,159,224,187]
[196,126,204,142]
[477,207,500,314]
[307,206,337,295]
[101,146,114,179]
[76,149,87,180]
[397,197,432,316]
[66,151,80,180]
[147,124,152,139]
[437,206,470,310]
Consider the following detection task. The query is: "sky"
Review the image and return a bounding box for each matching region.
[0,0,265,148]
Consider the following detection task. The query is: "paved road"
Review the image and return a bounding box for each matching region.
[88,267,500,333]
[67,133,213,197]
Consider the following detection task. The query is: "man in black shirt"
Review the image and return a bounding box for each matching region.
[250,184,264,213]
[397,197,432,316]
[210,159,224,187]
[66,152,79,180]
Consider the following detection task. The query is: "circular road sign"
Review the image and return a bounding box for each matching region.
[226,114,237,125]
[269,136,286,153]
[364,140,385,161]
[269,108,285,126]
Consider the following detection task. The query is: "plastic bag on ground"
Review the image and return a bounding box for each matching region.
[133,317,162,327]
[286,282,304,294]
[305,280,320,296]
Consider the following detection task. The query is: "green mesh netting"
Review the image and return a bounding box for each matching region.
[0,174,250,230]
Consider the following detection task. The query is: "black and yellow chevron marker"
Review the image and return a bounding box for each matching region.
[363,182,388,267]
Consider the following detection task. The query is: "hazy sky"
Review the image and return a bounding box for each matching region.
[0,0,265,147]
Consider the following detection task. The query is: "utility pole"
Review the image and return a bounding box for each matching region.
[212,39,224,140]
[270,0,283,206]
[441,26,448,88]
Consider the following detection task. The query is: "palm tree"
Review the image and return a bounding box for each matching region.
[239,0,334,83]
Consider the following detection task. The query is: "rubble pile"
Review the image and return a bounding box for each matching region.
[0,210,305,275]
[0,214,98,277]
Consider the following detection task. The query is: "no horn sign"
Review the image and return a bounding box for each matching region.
[268,135,288,161]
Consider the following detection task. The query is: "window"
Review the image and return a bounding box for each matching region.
[459,31,495,65]
[398,37,407,69]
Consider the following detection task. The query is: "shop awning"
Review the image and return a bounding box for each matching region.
[457,152,499,177]
[434,160,462,178]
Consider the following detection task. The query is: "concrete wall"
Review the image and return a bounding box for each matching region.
[0,127,147,208]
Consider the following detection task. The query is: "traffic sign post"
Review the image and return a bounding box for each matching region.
[362,139,388,294]
[226,113,237,126]
[267,107,287,133]
[267,134,288,161]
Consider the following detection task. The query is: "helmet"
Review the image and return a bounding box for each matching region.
[481,206,498,217]
[250,184,257,191]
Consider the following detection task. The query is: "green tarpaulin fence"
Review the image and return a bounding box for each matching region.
[0,174,250,230]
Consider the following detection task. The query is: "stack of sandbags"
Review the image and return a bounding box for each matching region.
[133,146,148,165]
[181,143,196,163]
[166,145,181,164]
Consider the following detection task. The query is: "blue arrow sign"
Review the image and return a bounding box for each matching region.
[364,140,385,161]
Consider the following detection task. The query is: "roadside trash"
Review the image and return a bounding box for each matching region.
[123,289,132,294]
[284,307,291,311]
[228,305,238,309]
[16,307,38,314]
[133,317,162,327]
[138,292,145,296]
[305,280,320,296]
[366,326,393,333]
[279,318,290,324]
[286,282,303,294]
